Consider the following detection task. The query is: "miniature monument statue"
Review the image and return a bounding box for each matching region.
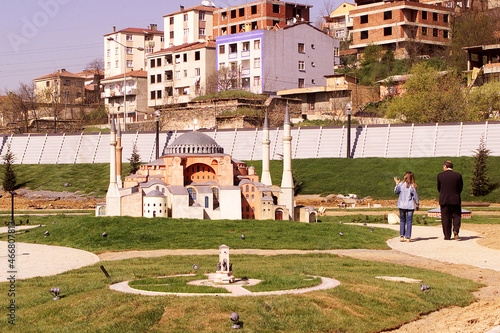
[214,245,235,283]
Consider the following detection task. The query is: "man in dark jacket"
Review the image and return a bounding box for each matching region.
[437,160,463,240]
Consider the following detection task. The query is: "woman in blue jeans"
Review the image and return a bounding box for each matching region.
[394,172,419,242]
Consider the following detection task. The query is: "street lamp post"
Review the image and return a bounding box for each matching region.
[107,37,144,131]
[345,102,352,159]
[155,110,160,159]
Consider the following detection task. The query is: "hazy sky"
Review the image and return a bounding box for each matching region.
[0,0,342,92]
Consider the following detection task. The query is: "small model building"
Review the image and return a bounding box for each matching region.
[96,109,316,222]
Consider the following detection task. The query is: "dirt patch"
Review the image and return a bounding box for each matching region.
[0,189,100,211]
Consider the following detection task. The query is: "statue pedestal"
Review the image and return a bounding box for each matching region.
[213,270,235,283]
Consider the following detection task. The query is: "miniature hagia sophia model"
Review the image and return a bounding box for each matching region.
[96,109,317,222]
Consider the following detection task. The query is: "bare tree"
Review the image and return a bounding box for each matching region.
[2,82,39,133]
[205,65,243,94]
[84,58,104,105]
[84,58,104,73]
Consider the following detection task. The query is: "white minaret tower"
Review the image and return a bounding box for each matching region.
[279,106,294,220]
[261,112,272,186]
[116,124,123,188]
[106,119,121,216]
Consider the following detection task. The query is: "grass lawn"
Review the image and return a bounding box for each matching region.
[0,254,481,333]
[9,156,500,202]
[2,215,396,253]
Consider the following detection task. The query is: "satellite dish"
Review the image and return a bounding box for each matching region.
[209,1,216,7]
[201,0,211,6]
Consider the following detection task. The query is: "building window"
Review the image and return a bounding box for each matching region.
[107,49,110,56]
[422,11,428,20]
[242,41,250,51]
[195,67,200,76]
[221,11,227,20]
[231,9,237,19]
[251,5,257,15]
[205,196,209,208]
[443,14,449,23]
[298,61,305,71]
[115,47,119,55]
[433,12,438,21]
[175,71,180,79]
[422,27,427,36]
[360,30,368,39]
[184,69,187,77]
[157,74,161,83]
[298,43,305,53]
[219,62,225,68]
[254,57,261,68]
[184,28,189,36]
[150,75,156,84]
[254,39,260,50]
[199,12,206,21]
[443,30,449,38]
[175,54,181,64]
[230,25,237,34]
[239,8,245,16]
[219,45,225,54]
[254,76,260,86]
[360,15,368,24]
[199,28,205,36]
[384,27,392,36]
[127,60,133,68]
[183,53,187,62]
[334,48,339,56]
[273,4,280,13]
[157,90,162,99]
[188,188,196,205]
[312,79,315,84]
[311,61,315,67]
[151,91,156,99]
[184,13,188,21]
[384,11,392,20]
[157,58,161,67]
[298,78,304,88]
[115,60,119,68]
[229,43,237,53]
[150,59,156,68]
[126,47,133,54]
[126,34,133,41]
[107,62,111,69]
[169,17,174,25]
[195,51,200,61]
[170,31,174,39]
[433,28,438,37]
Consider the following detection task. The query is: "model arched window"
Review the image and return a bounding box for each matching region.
[212,187,219,209]
[188,187,197,206]
[205,196,209,208]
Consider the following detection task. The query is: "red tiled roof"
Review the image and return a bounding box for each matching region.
[77,69,104,76]
[148,41,215,57]
[163,5,217,17]
[103,70,147,81]
[33,70,85,81]
[105,27,163,37]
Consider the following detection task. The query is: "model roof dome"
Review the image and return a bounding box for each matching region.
[165,131,224,155]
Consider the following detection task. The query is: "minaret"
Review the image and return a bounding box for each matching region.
[116,123,123,188]
[279,106,294,220]
[106,119,121,216]
[261,112,272,186]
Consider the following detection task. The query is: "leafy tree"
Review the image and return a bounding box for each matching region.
[384,63,470,123]
[2,146,17,192]
[466,81,500,120]
[128,143,141,174]
[470,136,491,196]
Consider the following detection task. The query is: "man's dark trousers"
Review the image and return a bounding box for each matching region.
[440,204,461,240]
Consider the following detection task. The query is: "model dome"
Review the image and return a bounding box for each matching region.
[165,131,224,155]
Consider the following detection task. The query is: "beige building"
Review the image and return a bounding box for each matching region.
[104,25,164,78]
[321,2,355,41]
[100,70,150,122]
[147,41,216,106]
[33,69,86,104]
[163,5,216,47]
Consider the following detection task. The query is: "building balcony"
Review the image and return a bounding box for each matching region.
[102,88,138,98]
[228,52,238,59]
[241,50,250,58]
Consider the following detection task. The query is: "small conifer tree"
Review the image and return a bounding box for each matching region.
[128,143,141,174]
[2,146,17,193]
[470,136,491,196]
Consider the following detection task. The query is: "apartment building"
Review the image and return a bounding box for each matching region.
[33,69,86,104]
[321,2,355,41]
[163,5,216,47]
[100,70,149,122]
[213,0,311,37]
[216,22,337,94]
[147,41,216,106]
[104,25,164,78]
[350,0,452,58]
